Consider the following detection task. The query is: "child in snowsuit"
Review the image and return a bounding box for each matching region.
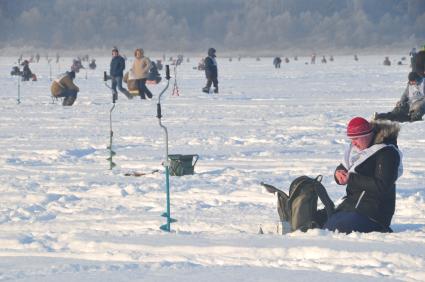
[202,48,218,94]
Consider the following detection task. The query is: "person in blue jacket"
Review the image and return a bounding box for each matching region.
[110,47,132,99]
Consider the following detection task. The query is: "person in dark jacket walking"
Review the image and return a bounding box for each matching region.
[110,47,132,99]
[202,47,218,94]
[323,117,403,234]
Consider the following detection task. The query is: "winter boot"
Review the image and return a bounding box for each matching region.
[214,87,219,93]
[62,97,69,106]
[63,96,76,106]
[202,87,210,94]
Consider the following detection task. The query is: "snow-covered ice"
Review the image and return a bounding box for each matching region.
[1,54,424,281]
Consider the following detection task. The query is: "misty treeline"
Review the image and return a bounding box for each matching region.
[0,0,424,52]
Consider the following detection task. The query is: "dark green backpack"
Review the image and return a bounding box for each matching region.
[262,175,334,232]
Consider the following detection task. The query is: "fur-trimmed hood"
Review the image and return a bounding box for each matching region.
[370,120,400,145]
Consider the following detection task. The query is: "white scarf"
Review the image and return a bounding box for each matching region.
[407,84,424,105]
[343,143,403,179]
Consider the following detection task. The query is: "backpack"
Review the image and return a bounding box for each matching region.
[262,175,335,232]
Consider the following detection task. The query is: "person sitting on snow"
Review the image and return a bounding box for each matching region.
[383,57,391,66]
[89,59,96,70]
[147,61,162,84]
[51,71,79,106]
[374,72,425,122]
[21,60,34,81]
[71,58,84,73]
[322,117,403,234]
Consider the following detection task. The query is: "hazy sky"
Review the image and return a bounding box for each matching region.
[0,0,424,53]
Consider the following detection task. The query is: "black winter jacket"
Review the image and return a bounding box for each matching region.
[110,55,126,77]
[204,56,217,79]
[334,120,401,228]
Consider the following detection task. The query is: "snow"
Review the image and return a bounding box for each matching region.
[1,54,425,281]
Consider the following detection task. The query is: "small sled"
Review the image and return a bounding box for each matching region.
[124,70,161,95]
[146,77,162,85]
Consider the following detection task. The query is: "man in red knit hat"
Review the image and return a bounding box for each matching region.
[323,117,403,233]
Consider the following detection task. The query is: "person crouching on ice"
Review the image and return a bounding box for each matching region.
[51,71,79,106]
[324,117,403,234]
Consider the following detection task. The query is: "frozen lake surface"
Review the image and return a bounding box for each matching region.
[0,54,424,281]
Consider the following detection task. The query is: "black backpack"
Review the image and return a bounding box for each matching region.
[262,175,335,232]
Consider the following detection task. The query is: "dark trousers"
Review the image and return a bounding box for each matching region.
[205,77,218,90]
[111,76,131,99]
[376,104,411,122]
[136,78,153,99]
[323,211,382,234]
[57,89,78,106]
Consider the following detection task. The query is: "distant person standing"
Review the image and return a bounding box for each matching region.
[132,48,153,100]
[273,57,282,68]
[110,47,132,99]
[202,47,218,94]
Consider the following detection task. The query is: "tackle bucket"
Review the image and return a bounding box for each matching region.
[168,154,199,176]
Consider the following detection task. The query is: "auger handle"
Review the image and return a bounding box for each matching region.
[165,65,170,80]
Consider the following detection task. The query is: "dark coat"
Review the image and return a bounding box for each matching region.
[110,55,126,77]
[204,56,217,79]
[334,120,401,228]
[22,64,32,81]
[415,50,425,77]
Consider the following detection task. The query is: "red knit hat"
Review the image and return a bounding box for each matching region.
[347,117,373,138]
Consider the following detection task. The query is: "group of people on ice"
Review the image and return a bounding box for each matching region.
[49,46,218,106]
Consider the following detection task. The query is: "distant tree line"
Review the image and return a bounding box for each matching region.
[0,0,424,51]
